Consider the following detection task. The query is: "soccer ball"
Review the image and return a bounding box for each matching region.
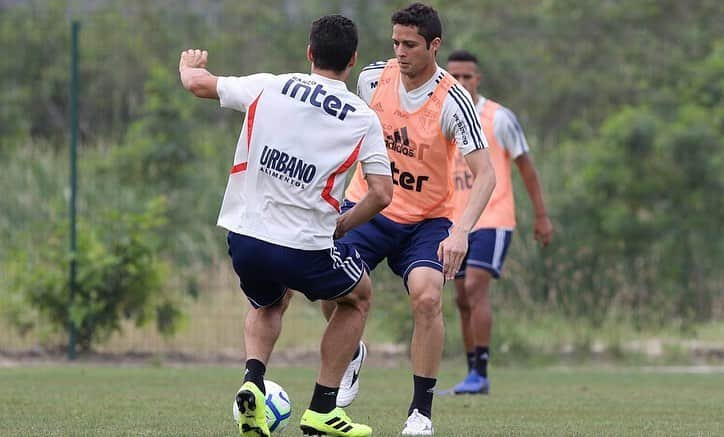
[233,379,292,433]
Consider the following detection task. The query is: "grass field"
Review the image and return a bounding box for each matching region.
[1,366,723,436]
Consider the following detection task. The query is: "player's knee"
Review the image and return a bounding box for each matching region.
[411,291,442,320]
[465,275,491,302]
[455,291,471,312]
[337,275,372,314]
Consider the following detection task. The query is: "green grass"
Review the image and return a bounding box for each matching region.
[1,366,723,436]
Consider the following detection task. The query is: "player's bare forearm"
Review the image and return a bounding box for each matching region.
[179,49,219,99]
[515,153,553,246]
[515,153,547,218]
[334,174,393,239]
[437,149,495,280]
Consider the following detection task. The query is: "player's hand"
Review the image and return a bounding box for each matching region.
[179,49,208,71]
[333,213,350,240]
[437,225,469,280]
[534,214,553,247]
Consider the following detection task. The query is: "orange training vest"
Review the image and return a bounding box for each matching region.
[346,59,457,224]
[451,99,516,230]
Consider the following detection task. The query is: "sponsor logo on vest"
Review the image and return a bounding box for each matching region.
[391,161,429,192]
[259,145,317,189]
[281,78,356,120]
[370,81,378,89]
[385,126,430,161]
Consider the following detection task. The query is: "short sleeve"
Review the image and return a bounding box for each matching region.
[356,61,387,105]
[217,73,276,112]
[443,85,488,155]
[358,115,391,176]
[494,107,530,158]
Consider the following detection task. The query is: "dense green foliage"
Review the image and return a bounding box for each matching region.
[2,366,723,435]
[2,198,182,351]
[1,0,723,349]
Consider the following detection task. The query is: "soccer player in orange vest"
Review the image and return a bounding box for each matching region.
[323,4,496,435]
[446,49,554,395]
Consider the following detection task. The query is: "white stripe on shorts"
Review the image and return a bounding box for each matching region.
[330,247,361,281]
[492,229,506,271]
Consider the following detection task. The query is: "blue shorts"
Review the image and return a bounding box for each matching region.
[227,232,364,308]
[339,200,451,288]
[456,228,513,279]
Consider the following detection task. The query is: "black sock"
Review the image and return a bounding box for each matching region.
[309,383,338,414]
[474,346,489,378]
[466,351,475,372]
[243,358,266,394]
[408,375,436,419]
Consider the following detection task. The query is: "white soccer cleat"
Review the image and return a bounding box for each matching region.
[400,409,434,436]
[336,341,367,407]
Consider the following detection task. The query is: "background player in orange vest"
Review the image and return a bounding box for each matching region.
[324,4,496,435]
[446,50,554,395]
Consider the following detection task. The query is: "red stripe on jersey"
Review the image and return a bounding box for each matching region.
[322,136,364,212]
[230,162,247,174]
[246,91,262,150]
[230,91,263,174]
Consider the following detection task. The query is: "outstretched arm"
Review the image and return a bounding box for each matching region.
[515,153,553,247]
[179,49,218,99]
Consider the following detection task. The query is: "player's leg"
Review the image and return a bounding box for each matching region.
[228,232,292,436]
[453,229,513,395]
[466,266,493,366]
[328,202,394,408]
[400,267,443,435]
[242,296,286,387]
[450,267,493,395]
[301,276,373,436]
[324,299,368,408]
[408,267,445,378]
[236,299,286,437]
[454,276,475,372]
[294,241,373,436]
[318,273,371,389]
[321,300,335,321]
[391,217,451,435]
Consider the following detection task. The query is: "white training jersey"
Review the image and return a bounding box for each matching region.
[216,72,391,250]
[356,61,488,155]
[478,96,530,158]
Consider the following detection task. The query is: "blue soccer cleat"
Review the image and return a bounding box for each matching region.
[452,369,490,395]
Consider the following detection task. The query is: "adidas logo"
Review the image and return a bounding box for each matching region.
[325,416,354,433]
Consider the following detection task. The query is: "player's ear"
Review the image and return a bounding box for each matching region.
[307,45,313,64]
[430,37,441,54]
[348,51,358,69]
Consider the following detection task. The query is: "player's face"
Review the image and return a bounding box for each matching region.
[392,24,440,78]
[447,61,480,98]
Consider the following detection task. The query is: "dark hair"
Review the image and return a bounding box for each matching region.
[391,3,442,48]
[309,15,358,72]
[447,50,478,65]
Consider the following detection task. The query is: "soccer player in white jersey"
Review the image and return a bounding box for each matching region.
[444,50,553,396]
[179,15,392,437]
[324,4,496,435]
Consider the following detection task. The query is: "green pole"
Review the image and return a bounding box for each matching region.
[68,20,80,360]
